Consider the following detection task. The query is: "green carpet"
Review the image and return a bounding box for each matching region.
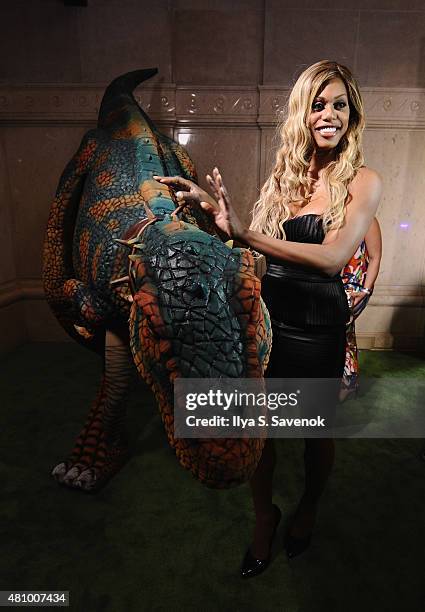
[0,343,424,612]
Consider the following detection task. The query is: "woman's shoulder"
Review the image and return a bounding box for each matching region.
[350,166,383,192]
[347,166,383,211]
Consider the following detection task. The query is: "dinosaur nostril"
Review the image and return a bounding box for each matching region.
[190,284,205,300]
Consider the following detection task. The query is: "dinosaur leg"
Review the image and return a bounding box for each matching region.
[52,328,136,491]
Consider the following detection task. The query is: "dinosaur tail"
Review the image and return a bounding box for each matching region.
[97,69,199,181]
[42,130,105,354]
[98,69,218,233]
[98,68,159,134]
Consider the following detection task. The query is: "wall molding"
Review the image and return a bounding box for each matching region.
[0,279,44,308]
[1,84,425,129]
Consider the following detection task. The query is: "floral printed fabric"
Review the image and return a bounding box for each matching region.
[340,240,370,390]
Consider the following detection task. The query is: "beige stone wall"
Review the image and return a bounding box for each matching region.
[1,0,424,354]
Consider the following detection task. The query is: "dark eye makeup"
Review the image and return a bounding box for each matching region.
[312,100,347,112]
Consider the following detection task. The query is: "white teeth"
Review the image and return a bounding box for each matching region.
[319,127,337,132]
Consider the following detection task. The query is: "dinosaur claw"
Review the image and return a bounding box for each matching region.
[52,462,67,479]
[142,200,157,220]
[171,203,186,220]
[75,469,97,491]
[114,238,134,247]
[62,466,81,484]
[73,324,95,340]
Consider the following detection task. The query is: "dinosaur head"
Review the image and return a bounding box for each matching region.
[127,215,272,488]
[128,214,271,378]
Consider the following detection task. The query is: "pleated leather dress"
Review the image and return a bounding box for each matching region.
[261,214,349,379]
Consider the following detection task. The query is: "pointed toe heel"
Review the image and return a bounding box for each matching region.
[284,508,314,559]
[240,504,282,579]
[284,532,312,559]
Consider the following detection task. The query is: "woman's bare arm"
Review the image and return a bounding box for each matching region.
[155,168,382,277]
[239,167,382,276]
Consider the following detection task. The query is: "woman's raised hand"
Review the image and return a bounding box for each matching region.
[204,168,246,240]
[154,169,247,241]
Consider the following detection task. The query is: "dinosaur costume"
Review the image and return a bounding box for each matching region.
[42,68,272,491]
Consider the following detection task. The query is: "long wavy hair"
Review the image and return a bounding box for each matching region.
[250,60,365,239]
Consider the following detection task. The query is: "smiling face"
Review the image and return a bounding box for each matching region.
[309,77,350,151]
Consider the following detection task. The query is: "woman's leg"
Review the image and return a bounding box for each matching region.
[289,438,335,537]
[339,320,359,401]
[248,438,278,559]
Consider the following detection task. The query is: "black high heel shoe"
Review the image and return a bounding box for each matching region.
[240,504,282,579]
[284,530,312,559]
[284,511,314,559]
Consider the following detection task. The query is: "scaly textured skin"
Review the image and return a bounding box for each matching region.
[42,68,272,491]
[128,218,272,487]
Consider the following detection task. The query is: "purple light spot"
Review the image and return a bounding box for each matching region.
[400,223,409,229]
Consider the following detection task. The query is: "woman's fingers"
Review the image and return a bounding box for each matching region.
[199,201,217,215]
[212,168,229,198]
[206,174,220,199]
[175,190,196,203]
[207,168,229,206]
[213,167,226,194]
[153,175,181,183]
[220,179,230,198]
[219,185,231,206]
[153,175,190,190]
[211,168,222,191]
[206,170,232,222]
[176,191,189,202]
[352,293,366,306]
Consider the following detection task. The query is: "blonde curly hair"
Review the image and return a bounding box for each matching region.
[250,60,365,240]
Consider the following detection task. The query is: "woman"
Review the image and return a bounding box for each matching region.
[155,60,382,577]
[340,217,382,401]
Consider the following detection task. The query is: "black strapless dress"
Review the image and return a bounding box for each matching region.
[261,214,349,379]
